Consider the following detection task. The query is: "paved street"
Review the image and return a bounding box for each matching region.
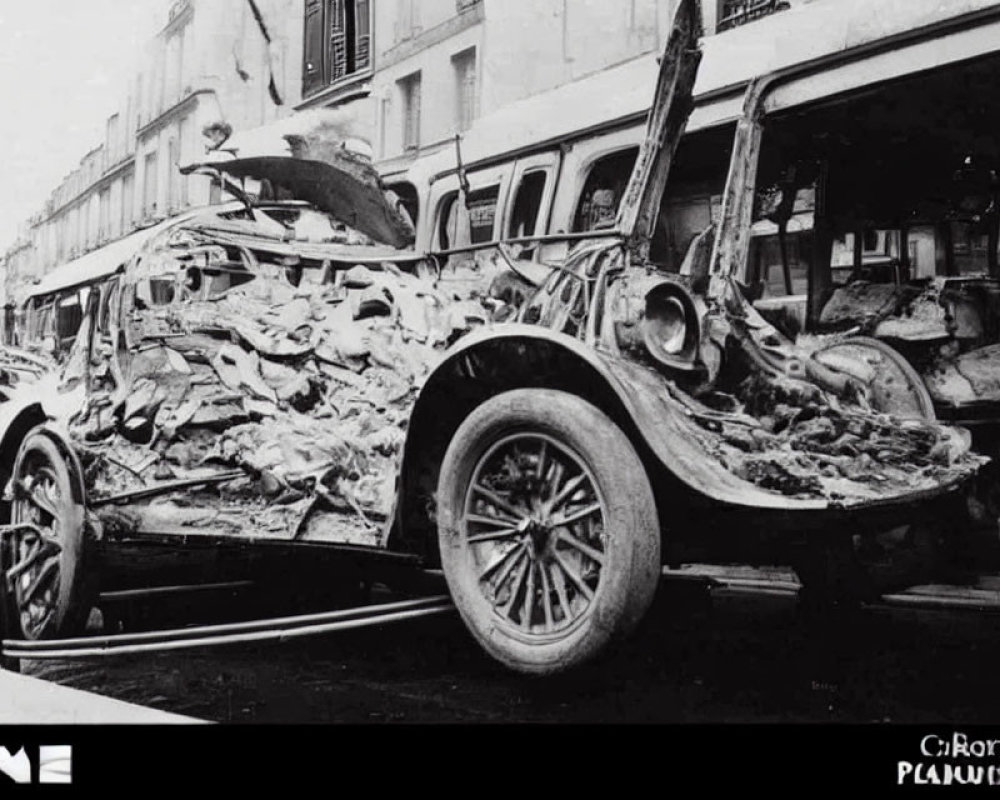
[20,582,1000,724]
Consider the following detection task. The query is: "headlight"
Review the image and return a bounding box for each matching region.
[640,282,702,373]
[643,293,688,358]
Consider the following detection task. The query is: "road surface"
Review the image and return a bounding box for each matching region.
[18,581,1000,724]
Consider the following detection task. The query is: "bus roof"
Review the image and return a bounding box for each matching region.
[22,203,248,302]
[400,0,1000,184]
[25,224,168,302]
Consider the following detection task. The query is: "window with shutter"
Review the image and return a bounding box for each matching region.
[122,173,135,233]
[400,72,422,151]
[144,152,158,217]
[717,0,791,33]
[452,48,478,133]
[303,0,372,97]
[167,136,180,212]
[303,0,325,95]
[99,189,111,244]
[355,0,371,71]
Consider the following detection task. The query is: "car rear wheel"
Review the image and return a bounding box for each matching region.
[437,389,661,675]
[9,430,92,640]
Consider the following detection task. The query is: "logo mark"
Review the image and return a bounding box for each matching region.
[39,746,72,784]
[0,746,31,784]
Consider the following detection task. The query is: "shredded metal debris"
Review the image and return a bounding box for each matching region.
[57,227,501,545]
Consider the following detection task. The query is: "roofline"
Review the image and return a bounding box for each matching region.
[24,265,127,305]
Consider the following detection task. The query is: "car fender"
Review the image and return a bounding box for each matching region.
[0,390,86,511]
[394,324,827,553]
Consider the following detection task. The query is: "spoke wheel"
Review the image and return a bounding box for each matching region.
[9,431,89,641]
[464,434,607,639]
[438,389,660,675]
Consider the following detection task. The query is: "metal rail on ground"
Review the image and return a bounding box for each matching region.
[0,520,457,666]
[2,595,455,661]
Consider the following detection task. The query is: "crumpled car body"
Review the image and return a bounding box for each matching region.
[0,181,512,643]
[395,243,983,560]
[1,203,461,530]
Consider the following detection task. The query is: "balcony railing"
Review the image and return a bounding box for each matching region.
[718,0,791,33]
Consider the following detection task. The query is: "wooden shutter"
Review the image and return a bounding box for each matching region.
[329,0,348,81]
[403,74,422,150]
[355,0,371,71]
[303,0,325,95]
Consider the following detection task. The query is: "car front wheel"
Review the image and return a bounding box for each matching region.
[437,389,661,675]
[9,430,91,640]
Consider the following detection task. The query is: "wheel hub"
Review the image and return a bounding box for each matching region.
[520,518,553,558]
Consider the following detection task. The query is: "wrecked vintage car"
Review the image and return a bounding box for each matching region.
[0,0,987,675]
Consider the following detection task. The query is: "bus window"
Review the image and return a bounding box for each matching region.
[31,299,54,344]
[573,148,639,233]
[98,279,118,336]
[951,220,993,276]
[508,171,548,240]
[654,124,735,271]
[148,279,176,306]
[437,185,501,250]
[468,186,499,244]
[750,230,812,297]
[745,181,816,298]
[661,193,722,272]
[828,229,903,286]
[438,192,459,250]
[55,291,84,345]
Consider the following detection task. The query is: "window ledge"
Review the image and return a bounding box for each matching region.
[298,70,373,110]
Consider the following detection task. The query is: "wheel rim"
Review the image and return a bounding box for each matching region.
[462,433,608,639]
[11,448,71,640]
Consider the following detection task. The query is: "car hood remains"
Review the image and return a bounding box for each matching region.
[184,139,415,250]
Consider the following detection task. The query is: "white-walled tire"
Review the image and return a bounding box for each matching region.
[437,389,661,675]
